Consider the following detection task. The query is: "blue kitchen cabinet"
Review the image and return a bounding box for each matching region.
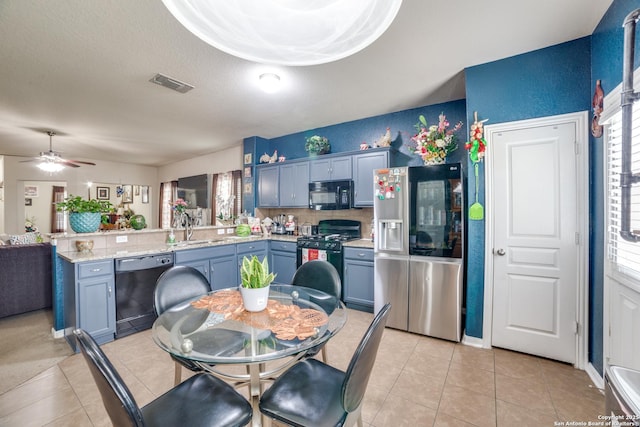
[270,240,297,284]
[257,164,279,207]
[210,254,238,290]
[352,150,389,207]
[309,155,352,182]
[279,162,309,207]
[175,244,238,290]
[237,240,269,284]
[343,247,374,312]
[62,258,116,349]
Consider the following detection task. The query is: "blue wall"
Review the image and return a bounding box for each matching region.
[589,0,640,376]
[251,100,467,167]
[463,36,593,339]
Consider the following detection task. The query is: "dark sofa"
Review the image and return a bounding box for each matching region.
[0,243,53,318]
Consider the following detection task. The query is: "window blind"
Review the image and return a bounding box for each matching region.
[607,104,640,279]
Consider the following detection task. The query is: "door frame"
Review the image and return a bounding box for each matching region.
[482,111,590,369]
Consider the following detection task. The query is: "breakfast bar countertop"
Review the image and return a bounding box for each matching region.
[55,234,300,263]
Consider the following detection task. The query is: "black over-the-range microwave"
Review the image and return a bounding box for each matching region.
[308,180,353,210]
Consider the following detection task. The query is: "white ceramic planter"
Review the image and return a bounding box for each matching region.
[239,284,270,312]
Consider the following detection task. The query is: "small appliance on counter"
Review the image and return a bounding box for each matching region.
[300,222,313,236]
[272,214,288,234]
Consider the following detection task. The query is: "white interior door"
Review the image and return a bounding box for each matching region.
[490,121,578,364]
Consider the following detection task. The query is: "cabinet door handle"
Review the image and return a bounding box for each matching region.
[358,253,365,257]
[108,286,112,297]
[91,268,102,272]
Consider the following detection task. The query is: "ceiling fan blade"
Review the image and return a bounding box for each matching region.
[67,159,96,166]
[19,158,39,163]
[58,160,81,168]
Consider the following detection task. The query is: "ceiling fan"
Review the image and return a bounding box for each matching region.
[21,131,96,171]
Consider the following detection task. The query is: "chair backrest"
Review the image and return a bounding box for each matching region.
[341,303,391,413]
[290,260,341,299]
[153,265,211,315]
[73,329,144,427]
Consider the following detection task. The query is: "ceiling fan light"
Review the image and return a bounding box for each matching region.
[161,0,403,66]
[37,161,65,173]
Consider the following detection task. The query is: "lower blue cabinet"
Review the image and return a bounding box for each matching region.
[343,247,374,312]
[270,240,297,285]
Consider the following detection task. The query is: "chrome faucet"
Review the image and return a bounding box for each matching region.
[184,213,193,241]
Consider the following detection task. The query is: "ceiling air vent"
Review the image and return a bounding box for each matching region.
[149,73,194,93]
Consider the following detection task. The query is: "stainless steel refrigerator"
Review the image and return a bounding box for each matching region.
[373,164,464,342]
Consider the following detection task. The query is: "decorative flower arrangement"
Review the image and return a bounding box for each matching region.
[305,135,330,155]
[409,113,463,165]
[171,198,188,214]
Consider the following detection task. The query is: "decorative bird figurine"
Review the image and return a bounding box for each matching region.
[269,150,278,163]
[374,127,392,147]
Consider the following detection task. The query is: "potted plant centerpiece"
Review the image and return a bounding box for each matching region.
[56,195,113,233]
[305,135,330,155]
[239,255,276,312]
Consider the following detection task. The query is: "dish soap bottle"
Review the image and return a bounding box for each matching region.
[167,228,176,244]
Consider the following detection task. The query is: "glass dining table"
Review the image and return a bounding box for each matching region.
[152,284,347,426]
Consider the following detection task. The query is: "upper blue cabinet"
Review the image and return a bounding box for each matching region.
[309,156,352,182]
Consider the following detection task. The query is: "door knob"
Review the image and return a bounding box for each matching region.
[495,248,506,256]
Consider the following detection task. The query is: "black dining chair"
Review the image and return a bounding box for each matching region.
[259,303,391,427]
[73,329,252,427]
[290,260,342,362]
[153,265,247,385]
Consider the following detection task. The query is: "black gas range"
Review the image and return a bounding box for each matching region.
[296,220,361,290]
[296,219,362,252]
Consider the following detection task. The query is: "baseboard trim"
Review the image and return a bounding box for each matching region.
[462,333,484,348]
[52,327,64,339]
[585,362,605,391]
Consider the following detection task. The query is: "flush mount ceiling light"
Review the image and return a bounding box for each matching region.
[259,73,281,93]
[161,0,403,66]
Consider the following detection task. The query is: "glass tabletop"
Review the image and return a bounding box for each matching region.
[152,284,347,365]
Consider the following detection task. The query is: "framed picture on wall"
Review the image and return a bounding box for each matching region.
[141,185,149,203]
[244,167,251,178]
[244,153,252,164]
[24,185,38,197]
[97,187,110,200]
[122,184,133,203]
[25,198,32,206]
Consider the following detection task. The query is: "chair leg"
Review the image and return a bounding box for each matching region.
[173,361,182,386]
[321,345,328,363]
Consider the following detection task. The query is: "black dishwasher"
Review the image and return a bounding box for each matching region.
[114,253,174,338]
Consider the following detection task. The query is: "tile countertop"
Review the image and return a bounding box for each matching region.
[343,239,375,249]
[57,234,299,263]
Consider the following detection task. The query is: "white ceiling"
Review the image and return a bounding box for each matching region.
[0,0,613,167]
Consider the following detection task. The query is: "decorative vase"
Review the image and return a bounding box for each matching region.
[130,214,146,230]
[423,155,446,166]
[239,284,270,312]
[173,212,186,229]
[69,212,101,233]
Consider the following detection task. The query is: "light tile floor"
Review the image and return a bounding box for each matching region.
[0,309,605,426]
